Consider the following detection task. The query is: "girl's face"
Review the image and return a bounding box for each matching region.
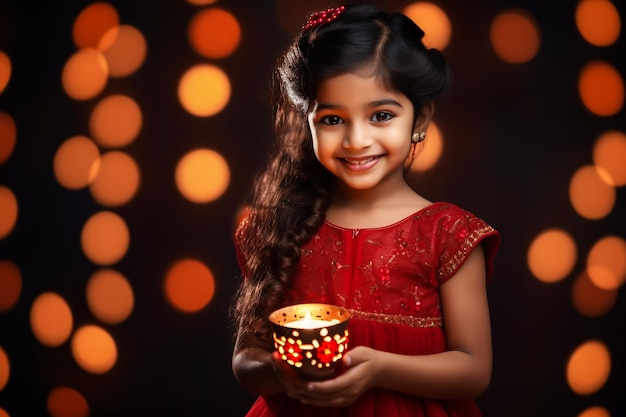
[308,71,416,193]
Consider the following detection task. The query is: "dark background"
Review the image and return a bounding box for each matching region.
[0,0,624,416]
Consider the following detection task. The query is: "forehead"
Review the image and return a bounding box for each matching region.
[315,71,408,107]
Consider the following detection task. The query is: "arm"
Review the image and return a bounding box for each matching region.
[299,245,492,406]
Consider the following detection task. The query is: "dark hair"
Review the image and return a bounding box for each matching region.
[231,4,450,346]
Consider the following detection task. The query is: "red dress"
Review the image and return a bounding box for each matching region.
[236,202,500,417]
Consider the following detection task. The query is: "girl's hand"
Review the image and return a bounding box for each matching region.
[271,351,315,401]
[297,346,380,407]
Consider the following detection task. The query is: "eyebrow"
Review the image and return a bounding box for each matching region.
[315,98,404,111]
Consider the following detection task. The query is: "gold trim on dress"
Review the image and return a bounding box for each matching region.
[347,309,442,328]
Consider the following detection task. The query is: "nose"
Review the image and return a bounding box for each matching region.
[343,122,372,150]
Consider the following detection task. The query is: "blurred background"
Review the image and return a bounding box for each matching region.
[0,0,624,416]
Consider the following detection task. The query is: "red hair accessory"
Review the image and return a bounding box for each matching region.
[303,6,346,31]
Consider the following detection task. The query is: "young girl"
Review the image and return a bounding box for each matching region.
[230,4,500,416]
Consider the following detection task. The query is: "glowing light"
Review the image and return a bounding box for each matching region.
[593,130,626,186]
[62,49,109,100]
[403,2,452,50]
[527,228,577,283]
[490,9,541,64]
[89,151,140,207]
[164,259,216,313]
[566,339,611,395]
[178,64,231,117]
[586,235,626,290]
[0,260,21,312]
[53,136,101,190]
[72,2,120,49]
[81,211,130,266]
[100,25,147,77]
[71,325,117,374]
[578,406,611,417]
[0,51,10,94]
[0,111,16,165]
[578,60,624,116]
[189,8,241,59]
[175,148,230,203]
[90,94,142,148]
[30,292,73,347]
[47,386,89,417]
[569,164,615,219]
[575,0,621,47]
[0,186,18,239]
[0,346,9,391]
[409,122,443,172]
[86,269,134,324]
[571,270,617,317]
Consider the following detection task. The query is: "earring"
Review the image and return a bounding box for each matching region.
[411,132,426,144]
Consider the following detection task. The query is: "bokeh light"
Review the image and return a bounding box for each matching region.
[409,122,443,172]
[72,2,120,50]
[178,64,231,117]
[47,386,89,417]
[527,228,577,283]
[62,48,109,100]
[0,185,18,239]
[575,0,621,47]
[188,8,241,59]
[566,339,611,395]
[71,325,117,374]
[53,135,101,190]
[81,211,130,266]
[571,270,618,317]
[578,60,624,116]
[569,164,615,219]
[0,346,9,391]
[0,51,10,94]
[578,406,611,417]
[100,25,147,78]
[175,148,230,203]
[89,151,140,207]
[30,292,73,347]
[86,268,134,324]
[0,260,21,312]
[0,111,16,164]
[490,9,541,64]
[89,94,142,148]
[586,235,626,290]
[593,130,626,186]
[164,258,216,313]
[403,2,451,50]
[0,408,8,417]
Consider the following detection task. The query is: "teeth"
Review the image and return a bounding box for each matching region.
[344,156,375,165]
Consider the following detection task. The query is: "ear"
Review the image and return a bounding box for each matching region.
[413,101,435,133]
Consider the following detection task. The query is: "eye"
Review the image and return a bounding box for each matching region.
[371,111,394,122]
[319,115,344,125]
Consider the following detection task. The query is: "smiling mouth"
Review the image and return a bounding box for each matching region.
[342,156,379,165]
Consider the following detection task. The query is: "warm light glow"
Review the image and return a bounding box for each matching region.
[575,0,621,47]
[186,0,218,5]
[403,2,451,50]
[0,51,10,94]
[175,148,230,203]
[72,2,120,49]
[178,64,231,117]
[62,48,109,100]
[578,60,624,116]
[53,135,101,190]
[586,235,626,290]
[71,325,117,374]
[89,151,140,207]
[188,8,241,59]
[0,111,16,165]
[569,164,615,219]
[30,292,73,347]
[81,211,130,265]
[490,9,541,64]
[100,25,147,77]
[47,386,89,417]
[593,130,626,186]
[86,268,134,324]
[90,94,142,148]
[0,260,21,312]
[571,271,618,317]
[566,339,611,395]
[0,346,9,391]
[164,258,215,313]
[0,408,7,417]
[527,228,577,283]
[0,185,18,239]
[578,406,611,417]
[409,122,443,172]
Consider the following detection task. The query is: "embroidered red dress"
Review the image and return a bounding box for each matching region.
[236,202,500,417]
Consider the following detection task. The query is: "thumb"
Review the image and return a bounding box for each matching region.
[343,345,368,368]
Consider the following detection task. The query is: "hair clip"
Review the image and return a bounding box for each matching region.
[302,6,346,31]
